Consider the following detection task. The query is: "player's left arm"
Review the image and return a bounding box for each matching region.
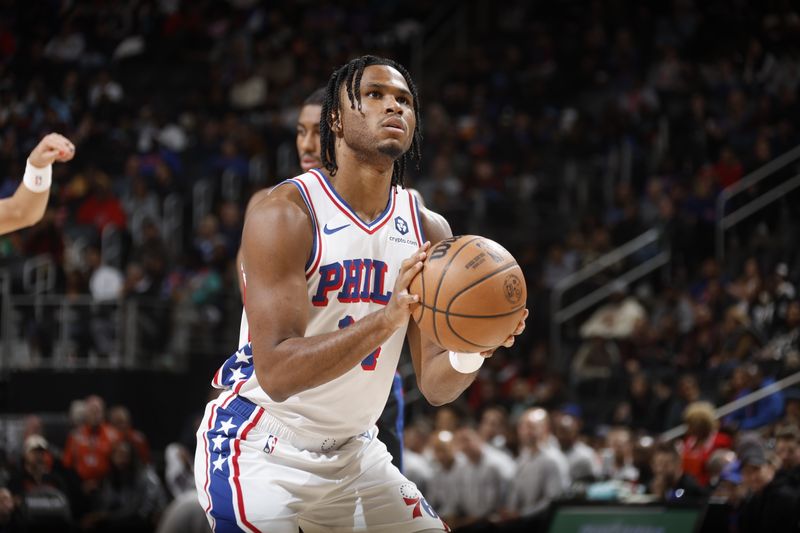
[407,207,527,406]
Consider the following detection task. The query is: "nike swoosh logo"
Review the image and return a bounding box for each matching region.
[323,223,350,235]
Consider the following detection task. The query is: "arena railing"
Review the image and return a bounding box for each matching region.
[549,229,671,366]
[715,143,800,261]
[660,369,800,442]
[0,294,183,371]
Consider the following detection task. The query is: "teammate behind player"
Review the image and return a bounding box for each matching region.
[0,133,74,235]
[196,55,527,532]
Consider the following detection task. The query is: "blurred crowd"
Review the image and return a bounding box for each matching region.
[2,0,800,531]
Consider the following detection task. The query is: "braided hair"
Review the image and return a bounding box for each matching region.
[319,55,422,188]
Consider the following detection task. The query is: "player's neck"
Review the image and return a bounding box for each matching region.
[328,152,394,222]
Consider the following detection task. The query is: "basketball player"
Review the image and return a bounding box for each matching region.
[238,88,407,473]
[196,55,527,532]
[0,133,74,235]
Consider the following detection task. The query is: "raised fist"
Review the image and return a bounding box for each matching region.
[29,133,75,168]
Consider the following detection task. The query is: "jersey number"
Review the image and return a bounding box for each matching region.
[338,315,381,371]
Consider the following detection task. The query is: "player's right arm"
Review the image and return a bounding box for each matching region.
[242,186,426,402]
[0,133,74,235]
[236,187,272,297]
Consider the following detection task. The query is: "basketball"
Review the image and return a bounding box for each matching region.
[409,235,527,353]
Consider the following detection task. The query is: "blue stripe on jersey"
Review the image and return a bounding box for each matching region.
[217,344,255,390]
[310,168,394,228]
[412,194,426,244]
[392,371,405,473]
[286,179,318,272]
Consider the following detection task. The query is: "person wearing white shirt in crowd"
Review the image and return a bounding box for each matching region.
[402,422,434,494]
[505,408,566,517]
[426,430,466,524]
[453,426,511,526]
[600,427,640,482]
[555,413,601,482]
[479,405,514,456]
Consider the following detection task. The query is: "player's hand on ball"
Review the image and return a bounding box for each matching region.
[383,242,431,330]
[479,308,529,357]
[29,133,75,168]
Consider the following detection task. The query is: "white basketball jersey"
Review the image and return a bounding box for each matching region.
[212,169,425,438]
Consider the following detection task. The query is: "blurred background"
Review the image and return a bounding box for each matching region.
[1,0,800,531]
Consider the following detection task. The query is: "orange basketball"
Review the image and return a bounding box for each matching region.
[409,235,527,353]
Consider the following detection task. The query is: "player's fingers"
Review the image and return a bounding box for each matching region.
[480,348,496,357]
[512,309,529,335]
[36,148,61,163]
[400,249,426,271]
[395,288,419,306]
[501,335,515,348]
[398,260,424,290]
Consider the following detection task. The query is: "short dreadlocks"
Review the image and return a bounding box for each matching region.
[319,55,422,188]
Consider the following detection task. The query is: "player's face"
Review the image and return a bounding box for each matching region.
[338,64,416,160]
[296,104,322,172]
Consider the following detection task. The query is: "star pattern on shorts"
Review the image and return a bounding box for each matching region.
[218,417,236,435]
[211,434,226,451]
[212,454,227,472]
[234,348,252,364]
[228,366,246,383]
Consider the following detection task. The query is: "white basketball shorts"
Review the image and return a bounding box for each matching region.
[194,392,450,532]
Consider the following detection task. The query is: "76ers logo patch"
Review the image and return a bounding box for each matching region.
[399,483,449,530]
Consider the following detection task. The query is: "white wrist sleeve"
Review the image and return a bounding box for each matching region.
[23,159,52,192]
[448,351,485,374]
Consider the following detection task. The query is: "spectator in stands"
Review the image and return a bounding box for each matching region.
[402,421,433,495]
[75,170,127,234]
[554,413,600,482]
[0,487,24,533]
[600,427,639,482]
[80,439,166,533]
[725,364,784,430]
[505,408,566,517]
[706,448,737,490]
[452,426,510,526]
[107,406,150,465]
[739,446,800,533]
[665,374,706,430]
[163,443,194,500]
[759,299,800,362]
[774,425,800,472]
[63,395,119,494]
[154,490,211,533]
[681,401,732,486]
[783,388,800,428]
[426,430,464,525]
[650,442,707,502]
[8,435,74,531]
[8,435,68,497]
[84,245,123,359]
[479,405,513,454]
[579,281,647,341]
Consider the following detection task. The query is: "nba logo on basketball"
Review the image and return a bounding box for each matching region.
[394,216,409,235]
[264,434,278,455]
